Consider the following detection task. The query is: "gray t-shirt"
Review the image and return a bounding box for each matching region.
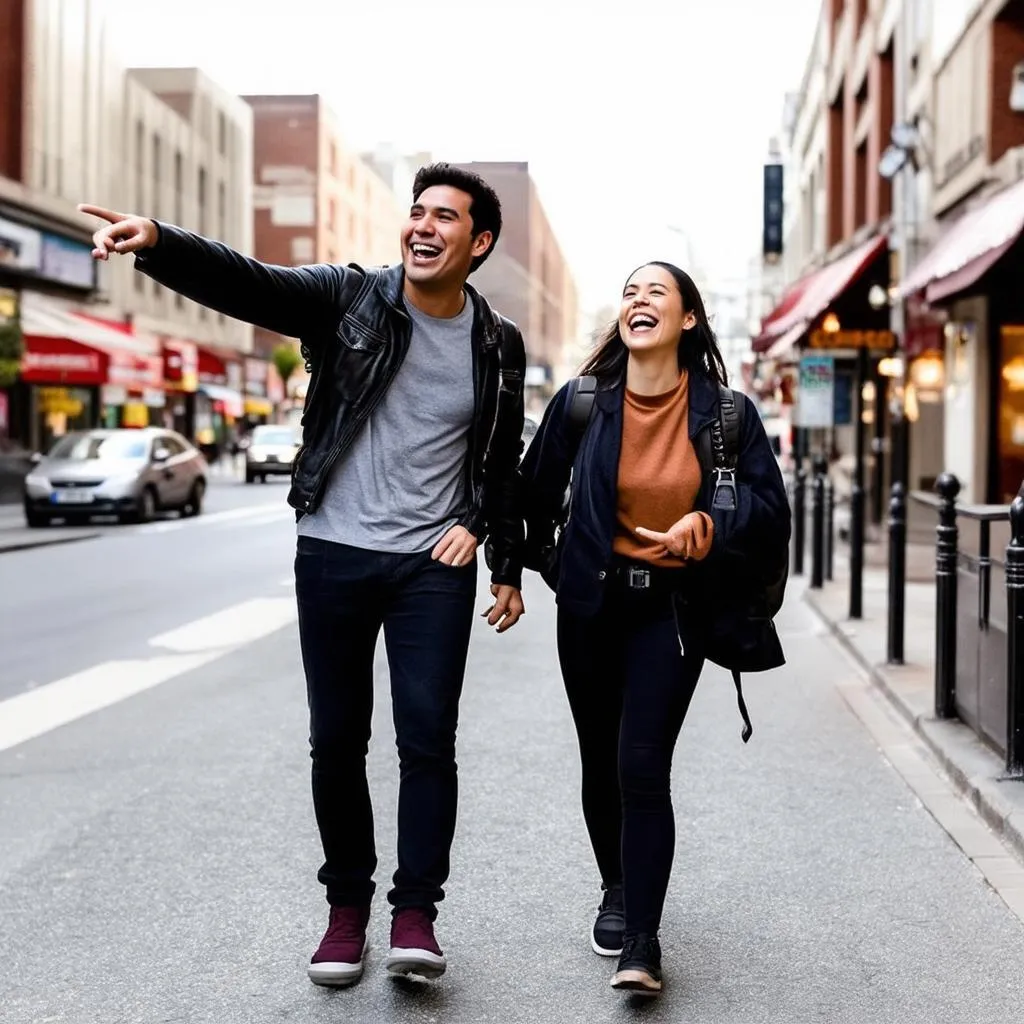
[297,295,476,552]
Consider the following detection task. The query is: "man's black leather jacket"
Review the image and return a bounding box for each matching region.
[135,225,526,587]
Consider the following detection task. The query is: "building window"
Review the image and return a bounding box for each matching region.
[218,180,226,239]
[855,140,868,229]
[152,133,162,218]
[174,150,183,224]
[198,166,207,234]
[218,111,227,156]
[135,119,145,210]
[329,142,338,177]
[328,198,337,232]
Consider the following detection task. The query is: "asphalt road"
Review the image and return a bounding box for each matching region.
[1,484,1023,1023]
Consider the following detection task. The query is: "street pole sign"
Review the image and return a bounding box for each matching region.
[797,354,835,428]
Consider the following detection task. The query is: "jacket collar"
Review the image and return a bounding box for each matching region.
[374,265,500,349]
[594,369,720,435]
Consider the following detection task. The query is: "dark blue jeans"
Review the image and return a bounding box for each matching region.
[557,582,704,937]
[294,535,478,917]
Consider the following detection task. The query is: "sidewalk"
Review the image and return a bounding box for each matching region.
[0,506,100,555]
[804,553,1024,864]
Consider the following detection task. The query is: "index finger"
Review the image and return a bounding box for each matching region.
[77,203,127,224]
[635,526,669,543]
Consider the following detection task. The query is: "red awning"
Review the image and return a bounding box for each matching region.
[20,299,161,389]
[897,177,1024,303]
[753,234,888,356]
[21,335,107,386]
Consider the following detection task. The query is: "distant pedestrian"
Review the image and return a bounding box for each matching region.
[520,262,790,997]
[80,163,526,988]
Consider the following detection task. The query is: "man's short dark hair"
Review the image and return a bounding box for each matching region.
[412,163,502,273]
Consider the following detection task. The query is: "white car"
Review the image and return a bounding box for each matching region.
[244,424,301,484]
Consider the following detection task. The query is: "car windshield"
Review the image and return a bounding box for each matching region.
[48,432,149,461]
[253,427,297,446]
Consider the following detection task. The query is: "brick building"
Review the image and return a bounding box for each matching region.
[453,161,579,395]
[243,95,404,371]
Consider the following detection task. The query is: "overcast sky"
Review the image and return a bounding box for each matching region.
[108,0,821,318]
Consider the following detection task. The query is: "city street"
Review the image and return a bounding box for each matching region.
[1,480,1023,1023]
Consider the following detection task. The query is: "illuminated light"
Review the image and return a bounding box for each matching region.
[878,357,904,378]
[910,351,945,392]
[862,380,877,403]
[1002,355,1024,392]
[822,312,841,334]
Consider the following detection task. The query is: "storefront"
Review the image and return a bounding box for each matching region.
[195,343,245,450]
[753,235,892,494]
[242,356,275,425]
[897,177,1024,504]
[15,296,164,452]
[161,337,199,439]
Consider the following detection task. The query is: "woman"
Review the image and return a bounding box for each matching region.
[520,262,790,997]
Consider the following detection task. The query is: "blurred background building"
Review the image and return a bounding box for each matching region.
[453,161,581,409]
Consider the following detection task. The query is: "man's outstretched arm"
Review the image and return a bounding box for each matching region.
[80,204,346,340]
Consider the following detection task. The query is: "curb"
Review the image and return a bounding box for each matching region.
[0,532,102,555]
[804,590,1024,864]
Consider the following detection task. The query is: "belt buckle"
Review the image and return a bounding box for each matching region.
[627,565,651,590]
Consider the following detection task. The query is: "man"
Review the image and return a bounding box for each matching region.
[80,163,526,987]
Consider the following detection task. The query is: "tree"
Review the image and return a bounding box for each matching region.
[0,317,23,389]
[271,342,302,394]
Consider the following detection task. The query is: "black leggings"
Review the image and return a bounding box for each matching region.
[557,584,703,938]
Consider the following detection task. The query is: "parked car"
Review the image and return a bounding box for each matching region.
[245,424,301,483]
[22,428,207,527]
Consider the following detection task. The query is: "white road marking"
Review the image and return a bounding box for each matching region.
[0,597,299,752]
[131,502,286,535]
[0,653,219,753]
[148,597,297,654]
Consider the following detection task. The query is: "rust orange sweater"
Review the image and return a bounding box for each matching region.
[613,372,704,567]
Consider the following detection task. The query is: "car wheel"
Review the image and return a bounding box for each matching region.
[183,478,205,518]
[130,486,157,524]
[24,505,48,528]
[245,469,256,484]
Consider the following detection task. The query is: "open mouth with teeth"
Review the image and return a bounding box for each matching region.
[628,313,659,333]
[409,242,443,264]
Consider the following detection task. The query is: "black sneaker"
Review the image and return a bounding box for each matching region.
[591,884,625,956]
[610,933,663,997]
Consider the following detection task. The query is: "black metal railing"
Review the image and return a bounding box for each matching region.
[911,476,1024,778]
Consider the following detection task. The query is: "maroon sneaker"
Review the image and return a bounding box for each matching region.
[385,908,447,980]
[307,905,371,987]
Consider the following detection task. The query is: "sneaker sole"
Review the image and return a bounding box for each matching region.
[611,970,662,996]
[591,933,624,957]
[386,947,447,981]
[308,940,368,987]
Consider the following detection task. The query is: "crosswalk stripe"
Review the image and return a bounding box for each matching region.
[0,597,298,752]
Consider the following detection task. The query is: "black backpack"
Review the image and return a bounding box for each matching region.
[538,375,788,743]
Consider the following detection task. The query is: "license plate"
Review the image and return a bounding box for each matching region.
[265,454,279,463]
[52,490,94,505]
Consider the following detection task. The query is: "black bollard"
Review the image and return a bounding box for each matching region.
[1005,490,1024,777]
[934,473,961,720]
[811,455,826,589]
[849,349,868,619]
[887,482,907,665]
[825,471,835,581]
[793,459,807,576]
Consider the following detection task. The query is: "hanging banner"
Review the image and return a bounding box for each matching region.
[796,354,835,428]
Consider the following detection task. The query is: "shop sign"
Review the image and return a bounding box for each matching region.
[0,216,95,289]
[808,328,895,351]
[22,336,105,385]
[796,355,835,429]
[0,216,42,272]
[39,386,84,416]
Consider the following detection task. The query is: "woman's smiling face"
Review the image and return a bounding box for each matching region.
[618,264,696,354]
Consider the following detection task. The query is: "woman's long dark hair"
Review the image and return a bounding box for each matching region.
[579,261,728,388]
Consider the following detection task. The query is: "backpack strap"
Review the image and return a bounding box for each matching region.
[565,375,597,453]
[732,669,753,743]
[710,385,744,512]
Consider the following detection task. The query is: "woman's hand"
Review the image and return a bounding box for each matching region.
[635,512,714,561]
